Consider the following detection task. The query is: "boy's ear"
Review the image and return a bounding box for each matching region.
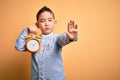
[35,22,39,28]
[54,20,57,24]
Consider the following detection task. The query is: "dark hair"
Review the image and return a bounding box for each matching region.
[36,6,55,21]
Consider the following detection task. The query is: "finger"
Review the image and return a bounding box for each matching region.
[68,22,73,33]
[70,20,74,27]
[68,22,71,30]
[29,26,38,34]
[67,26,78,34]
[68,22,74,29]
[70,20,74,25]
[69,28,78,33]
[33,27,38,34]
[68,25,78,32]
[70,20,77,29]
[68,22,72,28]
[74,24,78,29]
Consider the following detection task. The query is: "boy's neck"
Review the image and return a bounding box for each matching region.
[41,33,53,36]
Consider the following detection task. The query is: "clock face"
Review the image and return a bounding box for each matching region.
[26,39,40,52]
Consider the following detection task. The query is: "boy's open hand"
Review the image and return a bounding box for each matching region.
[66,20,78,40]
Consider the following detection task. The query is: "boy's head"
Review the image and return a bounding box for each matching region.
[36,6,55,21]
[36,6,56,35]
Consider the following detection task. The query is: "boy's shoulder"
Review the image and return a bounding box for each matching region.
[52,32,66,39]
[52,33,66,39]
[50,33,60,39]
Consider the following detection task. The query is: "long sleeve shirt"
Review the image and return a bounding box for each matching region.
[15,28,76,80]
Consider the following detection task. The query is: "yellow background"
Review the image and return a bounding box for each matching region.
[0,0,120,80]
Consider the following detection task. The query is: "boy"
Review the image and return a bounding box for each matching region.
[15,6,78,80]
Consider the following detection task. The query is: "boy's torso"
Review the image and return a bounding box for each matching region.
[31,34,66,80]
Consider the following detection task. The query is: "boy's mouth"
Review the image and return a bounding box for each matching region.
[45,27,50,30]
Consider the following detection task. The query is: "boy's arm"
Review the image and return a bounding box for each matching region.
[15,28,29,51]
[58,20,78,47]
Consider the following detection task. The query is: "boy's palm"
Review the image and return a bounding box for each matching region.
[66,20,78,40]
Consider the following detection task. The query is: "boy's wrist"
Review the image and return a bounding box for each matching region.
[65,33,78,42]
[68,38,78,42]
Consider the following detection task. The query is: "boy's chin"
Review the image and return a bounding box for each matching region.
[43,32,52,35]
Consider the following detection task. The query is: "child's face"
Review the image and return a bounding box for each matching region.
[36,11,56,35]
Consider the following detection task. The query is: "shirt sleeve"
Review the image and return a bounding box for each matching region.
[15,28,29,51]
[57,32,77,47]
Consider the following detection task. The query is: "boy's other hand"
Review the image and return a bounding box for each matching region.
[66,20,78,40]
[27,26,38,34]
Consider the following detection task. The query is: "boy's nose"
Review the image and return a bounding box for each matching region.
[45,21,49,26]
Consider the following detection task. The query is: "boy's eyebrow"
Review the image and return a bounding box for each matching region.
[39,18,46,20]
[48,18,53,19]
[39,17,53,20]
[39,17,54,21]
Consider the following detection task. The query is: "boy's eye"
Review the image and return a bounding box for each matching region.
[48,19,52,22]
[40,19,45,22]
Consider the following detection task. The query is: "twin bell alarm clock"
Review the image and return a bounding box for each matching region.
[25,33,42,53]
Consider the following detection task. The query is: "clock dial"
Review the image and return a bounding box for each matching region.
[27,39,40,52]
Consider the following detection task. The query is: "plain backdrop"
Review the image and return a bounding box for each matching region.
[0,0,120,80]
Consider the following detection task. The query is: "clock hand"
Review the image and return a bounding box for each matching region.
[32,43,36,46]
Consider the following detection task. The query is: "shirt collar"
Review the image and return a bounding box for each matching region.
[41,33,53,38]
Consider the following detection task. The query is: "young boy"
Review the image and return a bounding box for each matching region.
[15,6,78,80]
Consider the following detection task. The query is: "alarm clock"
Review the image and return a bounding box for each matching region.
[25,34,42,53]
